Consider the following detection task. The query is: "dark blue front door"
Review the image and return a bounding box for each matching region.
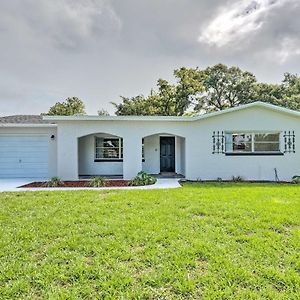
[160,137,175,172]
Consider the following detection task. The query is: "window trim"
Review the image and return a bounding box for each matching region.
[225,131,283,155]
[225,152,284,156]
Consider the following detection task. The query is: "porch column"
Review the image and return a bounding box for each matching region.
[184,136,193,180]
[57,127,78,180]
[123,135,142,180]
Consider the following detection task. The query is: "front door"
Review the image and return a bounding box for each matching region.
[160,137,175,172]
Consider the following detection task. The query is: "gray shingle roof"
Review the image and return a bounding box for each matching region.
[0,115,52,124]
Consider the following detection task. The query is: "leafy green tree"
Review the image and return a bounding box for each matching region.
[97,109,110,116]
[44,97,86,116]
[280,73,300,110]
[112,65,300,116]
[111,95,155,116]
[156,68,205,115]
[251,73,300,111]
[250,83,283,104]
[112,67,204,116]
[194,64,257,112]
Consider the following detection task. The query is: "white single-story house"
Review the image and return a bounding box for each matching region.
[0,102,299,181]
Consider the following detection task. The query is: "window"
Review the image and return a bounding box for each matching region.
[254,133,280,152]
[225,132,281,154]
[95,137,123,160]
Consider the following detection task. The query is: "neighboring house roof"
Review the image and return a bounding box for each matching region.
[0,115,51,124]
[0,115,56,127]
[43,101,300,122]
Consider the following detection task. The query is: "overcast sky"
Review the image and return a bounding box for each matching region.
[0,0,300,115]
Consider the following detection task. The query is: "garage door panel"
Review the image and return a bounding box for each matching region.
[0,141,48,147]
[0,135,48,141]
[0,157,48,163]
[0,145,48,153]
[0,134,49,178]
[0,149,48,156]
[0,162,48,168]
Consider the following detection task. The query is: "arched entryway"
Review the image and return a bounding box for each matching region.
[78,133,123,178]
[142,133,186,177]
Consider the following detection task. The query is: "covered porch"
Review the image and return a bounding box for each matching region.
[77,132,186,179]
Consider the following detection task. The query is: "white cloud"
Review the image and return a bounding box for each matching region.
[1,0,300,115]
[275,37,300,63]
[198,0,295,47]
[0,0,122,50]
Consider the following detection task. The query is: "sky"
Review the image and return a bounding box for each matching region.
[0,0,300,116]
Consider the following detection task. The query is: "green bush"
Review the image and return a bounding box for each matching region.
[88,176,106,187]
[129,171,157,186]
[47,177,63,187]
[292,175,300,184]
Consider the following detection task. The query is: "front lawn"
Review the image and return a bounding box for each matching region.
[0,183,299,299]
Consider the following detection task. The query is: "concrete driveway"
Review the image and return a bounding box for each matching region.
[0,178,182,192]
[0,179,43,192]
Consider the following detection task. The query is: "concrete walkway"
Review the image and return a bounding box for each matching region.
[0,178,182,192]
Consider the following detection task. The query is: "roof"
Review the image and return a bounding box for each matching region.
[0,115,52,124]
[1,102,299,126]
[43,102,300,122]
[0,115,57,127]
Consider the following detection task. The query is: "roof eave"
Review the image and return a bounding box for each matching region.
[43,116,192,122]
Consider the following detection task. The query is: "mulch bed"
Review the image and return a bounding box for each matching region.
[19,180,129,188]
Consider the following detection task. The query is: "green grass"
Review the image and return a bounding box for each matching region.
[0,183,299,299]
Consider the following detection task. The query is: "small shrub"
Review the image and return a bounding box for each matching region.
[129,171,157,186]
[232,175,244,182]
[292,175,300,184]
[47,177,63,187]
[88,176,106,187]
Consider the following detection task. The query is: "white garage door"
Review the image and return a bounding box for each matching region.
[0,134,49,178]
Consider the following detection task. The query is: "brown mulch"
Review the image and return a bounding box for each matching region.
[19,180,129,188]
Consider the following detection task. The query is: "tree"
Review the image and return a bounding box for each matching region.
[44,97,86,116]
[250,82,284,104]
[155,68,205,116]
[97,109,110,116]
[111,65,300,116]
[280,73,300,110]
[112,95,156,116]
[112,67,204,116]
[194,64,257,112]
[251,73,300,111]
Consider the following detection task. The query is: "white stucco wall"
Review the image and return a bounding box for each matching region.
[0,126,57,178]
[185,107,300,181]
[52,105,300,181]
